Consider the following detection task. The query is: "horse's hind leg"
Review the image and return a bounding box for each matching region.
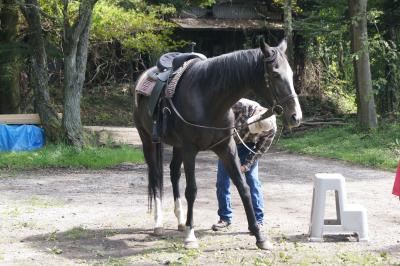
[182,146,199,249]
[137,127,164,235]
[170,147,185,231]
[213,138,272,250]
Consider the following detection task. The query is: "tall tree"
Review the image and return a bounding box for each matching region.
[381,0,400,115]
[348,0,377,129]
[0,0,20,114]
[284,0,294,66]
[62,0,97,147]
[20,0,62,142]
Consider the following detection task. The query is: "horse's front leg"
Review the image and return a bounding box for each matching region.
[182,146,199,249]
[213,138,272,250]
[170,147,186,231]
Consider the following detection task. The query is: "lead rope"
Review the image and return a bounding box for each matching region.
[234,127,279,155]
[234,128,260,155]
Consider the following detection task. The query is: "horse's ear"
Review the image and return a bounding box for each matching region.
[259,37,272,58]
[278,38,288,53]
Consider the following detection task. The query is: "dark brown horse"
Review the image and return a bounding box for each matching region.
[133,39,302,250]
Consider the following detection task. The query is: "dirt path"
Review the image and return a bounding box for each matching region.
[0,149,399,265]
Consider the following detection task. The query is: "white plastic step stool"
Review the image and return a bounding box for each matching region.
[309,173,368,242]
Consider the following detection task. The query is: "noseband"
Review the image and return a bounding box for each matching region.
[263,48,298,108]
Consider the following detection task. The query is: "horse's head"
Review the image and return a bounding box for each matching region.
[257,39,302,129]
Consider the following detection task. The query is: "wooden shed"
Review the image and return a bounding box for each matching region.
[171,0,284,56]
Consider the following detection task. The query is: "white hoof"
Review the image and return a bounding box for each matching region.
[154,227,164,235]
[178,224,186,232]
[184,240,199,249]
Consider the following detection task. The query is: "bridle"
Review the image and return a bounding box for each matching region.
[263,48,298,108]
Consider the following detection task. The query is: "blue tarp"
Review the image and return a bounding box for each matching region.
[0,124,45,152]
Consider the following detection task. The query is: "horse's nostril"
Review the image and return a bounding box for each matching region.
[291,114,297,122]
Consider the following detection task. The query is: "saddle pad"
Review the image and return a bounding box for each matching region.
[136,74,157,96]
[136,58,199,98]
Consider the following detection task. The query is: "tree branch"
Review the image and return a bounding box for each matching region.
[70,0,97,41]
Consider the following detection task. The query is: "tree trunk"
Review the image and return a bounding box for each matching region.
[284,0,294,66]
[348,0,378,129]
[20,0,62,142]
[382,0,399,115]
[62,0,97,147]
[0,0,20,114]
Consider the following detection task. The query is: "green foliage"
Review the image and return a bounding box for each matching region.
[0,144,144,170]
[272,0,302,13]
[279,122,400,171]
[295,0,400,115]
[81,85,134,126]
[91,0,177,54]
[29,0,188,85]
[294,0,356,114]
[367,7,400,114]
[87,0,187,83]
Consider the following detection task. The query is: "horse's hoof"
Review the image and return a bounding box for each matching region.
[256,240,273,250]
[184,240,199,249]
[178,224,186,232]
[154,227,164,235]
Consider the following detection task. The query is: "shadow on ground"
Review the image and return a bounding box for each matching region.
[22,226,251,262]
[278,233,359,244]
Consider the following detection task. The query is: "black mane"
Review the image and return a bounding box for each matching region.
[191,49,266,92]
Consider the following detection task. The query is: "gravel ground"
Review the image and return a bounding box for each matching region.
[0,148,399,265]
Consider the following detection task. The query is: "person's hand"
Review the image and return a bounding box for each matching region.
[240,165,246,173]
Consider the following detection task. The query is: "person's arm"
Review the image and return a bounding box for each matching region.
[242,129,275,172]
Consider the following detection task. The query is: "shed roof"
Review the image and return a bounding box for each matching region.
[171,18,283,30]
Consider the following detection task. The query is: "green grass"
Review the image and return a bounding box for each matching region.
[64,226,90,240]
[279,122,400,171]
[0,144,144,170]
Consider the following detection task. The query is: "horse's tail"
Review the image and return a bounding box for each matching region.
[148,142,164,212]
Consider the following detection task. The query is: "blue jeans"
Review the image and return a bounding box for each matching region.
[216,144,264,224]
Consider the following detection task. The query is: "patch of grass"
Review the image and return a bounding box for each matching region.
[336,252,387,265]
[47,230,58,242]
[64,226,90,240]
[13,221,39,229]
[25,196,64,208]
[279,122,399,171]
[3,207,21,217]
[253,256,275,266]
[92,257,128,266]
[279,251,292,263]
[0,144,144,170]
[48,246,63,255]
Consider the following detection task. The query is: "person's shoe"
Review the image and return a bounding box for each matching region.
[211,220,231,231]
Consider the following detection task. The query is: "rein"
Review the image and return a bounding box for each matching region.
[167,97,282,132]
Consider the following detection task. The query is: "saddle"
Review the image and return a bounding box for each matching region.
[147,51,207,143]
[157,52,207,72]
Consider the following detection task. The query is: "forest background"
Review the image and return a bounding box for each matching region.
[0,0,399,170]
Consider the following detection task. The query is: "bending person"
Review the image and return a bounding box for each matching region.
[212,98,277,231]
